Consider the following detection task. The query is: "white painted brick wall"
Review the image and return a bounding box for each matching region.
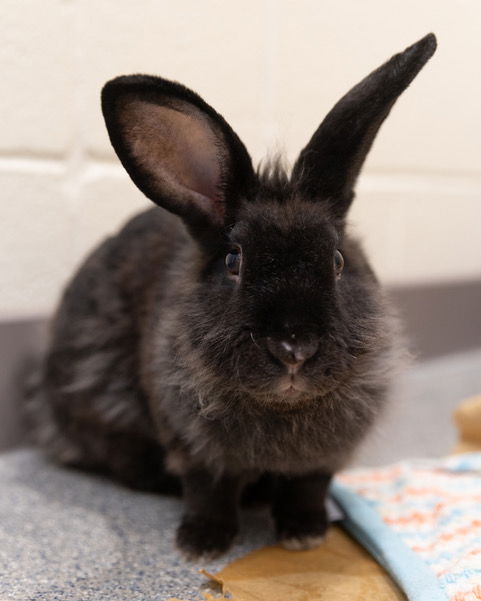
[1,0,481,319]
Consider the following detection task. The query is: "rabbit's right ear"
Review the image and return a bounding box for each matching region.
[102,76,255,243]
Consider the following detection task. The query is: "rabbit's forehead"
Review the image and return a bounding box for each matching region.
[231,201,339,256]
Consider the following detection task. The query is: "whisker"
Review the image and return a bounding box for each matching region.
[250,331,262,350]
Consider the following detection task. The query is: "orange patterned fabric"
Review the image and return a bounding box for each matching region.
[338,454,481,601]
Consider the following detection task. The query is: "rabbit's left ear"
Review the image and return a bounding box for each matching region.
[102,75,255,244]
[292,34,437,218]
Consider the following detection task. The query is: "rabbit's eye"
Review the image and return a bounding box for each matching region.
[334,250,344,278]
[225,248,241,276]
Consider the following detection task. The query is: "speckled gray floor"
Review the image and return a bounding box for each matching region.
[0,449,277,601]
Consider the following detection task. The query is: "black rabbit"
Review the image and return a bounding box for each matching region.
[26,34,436,559]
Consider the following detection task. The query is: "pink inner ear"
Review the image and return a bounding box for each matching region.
[121,99,226,220]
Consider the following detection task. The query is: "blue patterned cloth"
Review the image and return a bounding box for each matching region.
[334,453,481,601]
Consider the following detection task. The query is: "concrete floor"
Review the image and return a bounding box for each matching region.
[356,347,481,466]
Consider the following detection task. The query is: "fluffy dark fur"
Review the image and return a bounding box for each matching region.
[26,34,436,559]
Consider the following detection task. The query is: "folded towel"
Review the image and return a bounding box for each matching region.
[333,453,481,601]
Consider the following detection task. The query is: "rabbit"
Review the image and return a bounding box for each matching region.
[26,33,436,559]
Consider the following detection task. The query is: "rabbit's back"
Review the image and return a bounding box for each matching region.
[25,207,187,490]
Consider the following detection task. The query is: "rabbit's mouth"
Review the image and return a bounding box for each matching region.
[246,373,339,406]
[278,376,339,400]
[276,375,310,399]
[233,332,346,403]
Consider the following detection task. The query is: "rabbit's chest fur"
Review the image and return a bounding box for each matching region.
[158,392,375,475]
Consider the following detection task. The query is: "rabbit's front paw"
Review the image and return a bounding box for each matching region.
[176,516,238,561]
[276,510,328,551]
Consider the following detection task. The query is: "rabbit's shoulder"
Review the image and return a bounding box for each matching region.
[60,207,186,316]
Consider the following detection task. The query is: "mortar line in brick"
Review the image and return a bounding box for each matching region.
[85,149,118,164]
[83,160,125,180]
[0,156,64,175]
[359,171,481,195]
[0,151,479,196]
[364,166,481,181]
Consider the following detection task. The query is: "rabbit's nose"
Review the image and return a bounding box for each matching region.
[265,336,318,369]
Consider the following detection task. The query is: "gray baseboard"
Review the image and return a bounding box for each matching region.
[390,279,481,360]
[0,319,47,450]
